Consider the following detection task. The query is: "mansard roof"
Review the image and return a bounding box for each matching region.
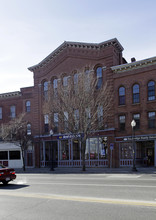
[28,38,123,71]
[111,56,156,73]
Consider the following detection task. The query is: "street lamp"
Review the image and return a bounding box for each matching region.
[50,129,54,171]
[131,120,137,172]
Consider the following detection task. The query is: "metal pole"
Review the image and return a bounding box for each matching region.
[50,135,54,171]
[132,126,137,172]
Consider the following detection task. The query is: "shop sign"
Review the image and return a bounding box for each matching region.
[116,135,156,142]
[57,134,82,140]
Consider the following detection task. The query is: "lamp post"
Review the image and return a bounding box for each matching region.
[50,129,54,171]
[131,120,137,172]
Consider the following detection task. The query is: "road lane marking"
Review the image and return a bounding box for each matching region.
[22,182,156,188]
[1,192,156,207]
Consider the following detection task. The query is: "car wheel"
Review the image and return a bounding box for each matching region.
[2,180,8,185]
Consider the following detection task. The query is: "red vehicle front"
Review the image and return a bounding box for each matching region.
[0,164,16,185]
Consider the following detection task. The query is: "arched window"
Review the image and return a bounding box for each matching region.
[119,86,125,105]
[0,107,2,119]
[43,81,48,100]
[148,81,155,101]
[53,79,58,97]
[96,67,102,89]
[133,84,140,104]
[74,73,79,92]
[53,79,58,89]
[27,123,31,135]
[26,101,31,112]
[84,69,90,91]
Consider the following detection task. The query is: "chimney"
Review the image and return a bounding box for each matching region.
[131,57,136,62]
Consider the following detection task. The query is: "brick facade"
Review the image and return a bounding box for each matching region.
[1,38,156,168]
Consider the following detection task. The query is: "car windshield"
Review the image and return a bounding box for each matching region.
[0,164,6,169]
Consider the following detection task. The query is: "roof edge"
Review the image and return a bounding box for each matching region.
[111,56,156,73]
[28,38,123,72]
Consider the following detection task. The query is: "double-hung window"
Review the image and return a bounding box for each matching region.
[0,107,2,119]
[96,67,102,89]
[133,113,140,130]
[148,81,155,101]
[85,69,90,91]
[97,105,103,128]
[43,81,48,100]
[64,111,68,131]
[74,109,79,130]
[26,101,31,112]
[27,124,31,135]
[119,115,125,131]
[10,106,16,118]
[148,112,155,128]
[119,87,125,105]
[54,113,59,133]
[133,84,140,103]
[53,79,58,97]
[63,76,68,87]
[44,114,49,133]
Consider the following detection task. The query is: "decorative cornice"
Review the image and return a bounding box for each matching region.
[111,56,156,73]
[0,91,21,99]
[28,38,123,72]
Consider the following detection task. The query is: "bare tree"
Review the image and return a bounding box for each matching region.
[0,114,32,171]
[44,71,113,171]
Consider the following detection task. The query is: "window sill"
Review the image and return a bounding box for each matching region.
[132,103,140,106]
[147,100,156,104]
[118,105,126,107]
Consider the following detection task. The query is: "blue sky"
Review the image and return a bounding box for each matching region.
[0,0,156,93]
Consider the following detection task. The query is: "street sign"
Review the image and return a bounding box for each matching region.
[110,143,114,150]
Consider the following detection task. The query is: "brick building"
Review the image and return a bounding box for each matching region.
[0,38,156,168]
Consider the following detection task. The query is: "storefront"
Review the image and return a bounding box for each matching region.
[116,135,156,167]
[40,135,109,168]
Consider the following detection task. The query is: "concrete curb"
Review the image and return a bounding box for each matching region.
[15,167,156,174]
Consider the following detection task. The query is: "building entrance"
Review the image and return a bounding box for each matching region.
[136,141,154,167]
[146,148,154,166]
[51,141,58,168]
[40,141,58,167]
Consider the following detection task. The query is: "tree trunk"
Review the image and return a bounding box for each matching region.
[81,138,86,171]
[22,149,26,171]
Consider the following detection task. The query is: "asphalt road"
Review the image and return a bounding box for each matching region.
[0,172,156,220]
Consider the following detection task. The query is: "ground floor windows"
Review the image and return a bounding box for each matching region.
[120,141,155,167]
[73,140,80,160]
[60,140,69,160]
[89,138,98,159]
[120,143,133,159]
[40,137,108,167]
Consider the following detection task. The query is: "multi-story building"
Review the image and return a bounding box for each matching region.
[0,38,156,169]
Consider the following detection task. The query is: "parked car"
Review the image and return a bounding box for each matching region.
[0,164,16,185]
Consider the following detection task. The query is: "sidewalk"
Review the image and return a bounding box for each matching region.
[15,166,156,174]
